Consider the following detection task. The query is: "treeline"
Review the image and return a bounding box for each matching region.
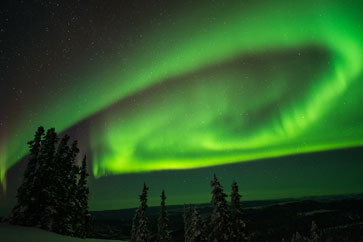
[5,126,328,242]
[130,174,247,242]
[7,126,90,238]
[130,175,323,242]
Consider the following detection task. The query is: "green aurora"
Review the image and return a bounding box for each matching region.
[1,0,363,187]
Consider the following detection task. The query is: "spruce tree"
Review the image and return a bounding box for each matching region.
[291,231,305,242]
[75,155,90,238]
[189,207,206,242]
[157,190,172,242]
[130,209,140,242]
[183,204,193,242]
[230,181,247,242]
[7,127,89,238]
[65,141,80,236]
[184,206,192,242]
[37,128,59,230]
[209,174,231,242]
[8,126,45,225]
[52,134,71,234]
[137,183,150,242]
[130,183,151,242]
[309,221,321,242]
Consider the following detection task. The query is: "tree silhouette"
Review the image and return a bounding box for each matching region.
[183,204,192,242]
[130,208,140,242]
[8,126,45,225]
[291,231,305,242]
[189,207,207,242]
[209,174,231,242]
[75,155,91,237]
[53,134,71,234]
[7,127,90,238]
[230,180,247,242]
[38,128,59,231]
[157,189,172,242]
[59,140,80,236]
[309,221,321,242]
[131,182,151,242]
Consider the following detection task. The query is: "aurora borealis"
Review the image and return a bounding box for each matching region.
[1,0,363,211]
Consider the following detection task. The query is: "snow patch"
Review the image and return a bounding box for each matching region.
[0,223,126,242]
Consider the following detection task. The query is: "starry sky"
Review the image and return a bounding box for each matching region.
[1,0,363,213]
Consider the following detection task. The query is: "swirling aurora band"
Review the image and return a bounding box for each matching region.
[1,0,363,187]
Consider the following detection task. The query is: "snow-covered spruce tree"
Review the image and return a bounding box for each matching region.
[7,127,88,237]
[291,231,305,242]
[64,141,81,236]
[308,221,321,242]
[208,174,231,242]
[130,209,140,242]
[230,181,248,242]
[52,134,71,234]
[157,190,172,242]
[137,183,151,242]
[42,136,80,236]
[37,128,59,231]
[130,182,151,242]
[183,204,193,242]
[8,126,45,225]
[74,155,91,238]
[189,207,207,242]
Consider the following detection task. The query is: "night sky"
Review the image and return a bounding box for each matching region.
[1,0,363,214]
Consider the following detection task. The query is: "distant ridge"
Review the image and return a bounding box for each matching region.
[91,193,363,221]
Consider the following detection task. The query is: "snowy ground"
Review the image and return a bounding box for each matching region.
[0,223,126,242]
